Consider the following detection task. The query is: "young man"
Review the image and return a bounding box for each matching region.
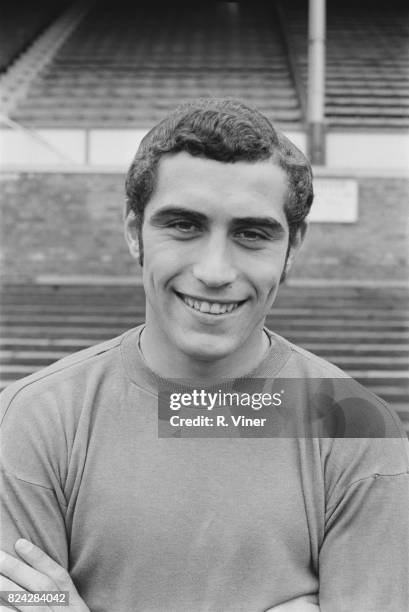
[1,99,408,611]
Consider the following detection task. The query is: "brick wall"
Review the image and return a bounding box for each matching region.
[0,172,408,281]
[295,178,409,280]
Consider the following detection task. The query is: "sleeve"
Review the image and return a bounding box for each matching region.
[318,437,409,612]
[0,384,70,568]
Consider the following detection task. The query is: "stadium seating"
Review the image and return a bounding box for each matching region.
[280,0,409,127]
[9,1,303,129]
[0,1,67,73]
[5,0,408,129]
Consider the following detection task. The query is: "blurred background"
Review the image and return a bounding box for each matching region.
[0,0,408,433]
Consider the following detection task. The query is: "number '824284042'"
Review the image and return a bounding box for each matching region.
[0,590,69,606]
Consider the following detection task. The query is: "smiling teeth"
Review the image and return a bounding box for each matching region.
[182,295,239,314]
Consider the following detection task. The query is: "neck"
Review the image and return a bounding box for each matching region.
[139,324,270,383]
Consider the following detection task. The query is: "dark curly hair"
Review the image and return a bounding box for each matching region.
[125,98,313,265]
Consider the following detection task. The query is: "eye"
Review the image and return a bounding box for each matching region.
[168,220,201,234]
[235,229,267,242]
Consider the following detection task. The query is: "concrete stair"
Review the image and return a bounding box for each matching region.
[1,1,94,115]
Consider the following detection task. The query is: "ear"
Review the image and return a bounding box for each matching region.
[282,223,307,280]
[124,210,140,261]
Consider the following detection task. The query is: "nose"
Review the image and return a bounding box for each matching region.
[192,233,238,287]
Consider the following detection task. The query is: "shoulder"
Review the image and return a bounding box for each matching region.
[0,328,138,425]
[276,333,350,379]
[267,333,409,500]
[0,327,142,489]
[267,330,408,440]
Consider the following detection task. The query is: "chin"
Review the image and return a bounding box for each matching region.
[179,335,237,363]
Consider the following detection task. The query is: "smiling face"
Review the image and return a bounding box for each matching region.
[125,152,302,378]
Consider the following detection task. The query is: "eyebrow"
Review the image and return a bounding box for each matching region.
[149,206,286,236]
[149,207,207,226]
[231,216,286,236]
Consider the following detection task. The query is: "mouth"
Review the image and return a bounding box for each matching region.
[175,291,246,316]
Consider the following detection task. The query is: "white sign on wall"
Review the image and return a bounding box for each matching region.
[309,178,358,223]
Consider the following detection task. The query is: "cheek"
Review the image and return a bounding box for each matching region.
[144,231,195,260]
[143,238,192,287]
[266,281,280,305]
[241,249,286,297]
